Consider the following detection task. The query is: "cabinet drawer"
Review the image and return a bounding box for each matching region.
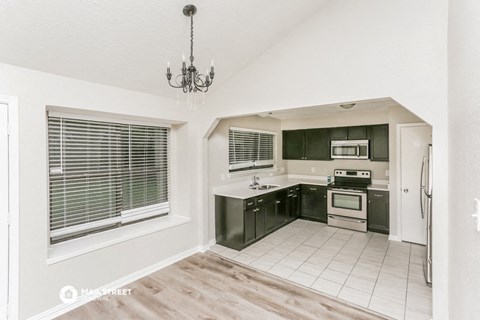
[301,184,323,193]
[368,190,389,199]
[256,193,275,205]
[244,198,256,210]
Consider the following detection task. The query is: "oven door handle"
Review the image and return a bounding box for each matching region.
[329,188,365,194]
[328,215,366,223]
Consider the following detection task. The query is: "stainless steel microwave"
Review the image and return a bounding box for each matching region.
[331,140,369,159]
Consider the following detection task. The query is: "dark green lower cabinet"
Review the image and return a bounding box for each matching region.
[300,185,327,223]
[291,193,301,218]
[367,190,389,234]
[215,184,324,250]
[275,197,288,226]
[264,200,277,233]
[244,208,256,244]
[255,206,266,239]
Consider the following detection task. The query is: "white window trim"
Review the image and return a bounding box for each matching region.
[227,166,279,178]
[121,202,170,224]
[229,126,277,135]
[47,214,190,265]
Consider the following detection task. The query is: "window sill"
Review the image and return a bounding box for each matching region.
[47,214,191,265]
[227,167,278,178]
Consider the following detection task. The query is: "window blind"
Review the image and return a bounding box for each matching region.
[48,115,170,241]
[228,128,275,172]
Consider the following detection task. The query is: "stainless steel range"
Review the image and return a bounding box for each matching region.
[327,169,371,232]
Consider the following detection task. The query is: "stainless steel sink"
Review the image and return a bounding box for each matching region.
[250,184,279,190]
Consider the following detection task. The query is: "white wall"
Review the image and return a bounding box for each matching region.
[448,1,480,318]
[203,0,449,317]
[0,63,203,319]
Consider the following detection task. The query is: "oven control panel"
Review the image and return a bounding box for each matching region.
[334,170,371,178]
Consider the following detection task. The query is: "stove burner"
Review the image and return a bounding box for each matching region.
[328,169,372,192]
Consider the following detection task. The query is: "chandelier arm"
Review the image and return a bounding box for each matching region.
[167,78,184,89]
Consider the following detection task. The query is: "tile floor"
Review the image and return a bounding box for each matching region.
[210,219,432,320]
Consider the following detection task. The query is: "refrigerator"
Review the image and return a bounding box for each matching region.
[420,144,433,286]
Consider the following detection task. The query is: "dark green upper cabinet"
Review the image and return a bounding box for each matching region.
[282,130,304,160]
[305,129,330,160]
[330,126,367,140]
[329,127,348,140]
[283,129,330,160]
[348,126,368,140]
[369,124,389,161]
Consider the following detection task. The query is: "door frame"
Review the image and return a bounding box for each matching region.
[0,96,19,320]
[396,122,431,242]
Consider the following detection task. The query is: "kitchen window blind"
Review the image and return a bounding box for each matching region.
[48,115,170,242]
[228,127,275,172]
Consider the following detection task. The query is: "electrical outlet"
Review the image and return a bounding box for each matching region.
[311,167,316,173]
[385,170,389,177]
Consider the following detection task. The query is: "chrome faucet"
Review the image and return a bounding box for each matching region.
[249,176,260,188]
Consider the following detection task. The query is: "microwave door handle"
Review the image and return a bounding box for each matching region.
[420,156,426,219]
[356,145,360,157]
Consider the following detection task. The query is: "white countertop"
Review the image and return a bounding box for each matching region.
[368,184,390,191]
[213,174,389,199]
[213,175,329,200]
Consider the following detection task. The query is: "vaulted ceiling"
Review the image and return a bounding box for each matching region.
[0,0,328,99]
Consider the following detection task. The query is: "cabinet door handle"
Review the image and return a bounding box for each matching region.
[310,187,317,191]
[258,199,264,203]
[275,201,281,204]
[374,194,384,197]
[293,195,298,198]
[247,202,254,206]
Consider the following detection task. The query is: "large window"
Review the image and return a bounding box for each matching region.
[228,127,276,172]
[48,114,170,243]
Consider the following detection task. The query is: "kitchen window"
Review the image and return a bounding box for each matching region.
[228,127,276,172]
[48,113,170,243]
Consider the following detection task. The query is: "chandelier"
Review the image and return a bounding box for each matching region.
[166,4,215,93]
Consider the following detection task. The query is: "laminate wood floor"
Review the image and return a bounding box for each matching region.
[58,252,387,320]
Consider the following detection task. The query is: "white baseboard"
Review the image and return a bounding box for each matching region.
[388,235,401,242]
[200,239,216,253]
[29,245,202,320]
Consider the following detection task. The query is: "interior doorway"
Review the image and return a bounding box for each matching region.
[0,102,9,319]
[0,96,18,320]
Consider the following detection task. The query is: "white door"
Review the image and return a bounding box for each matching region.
[400,125,432,245]
[0,103,9,319]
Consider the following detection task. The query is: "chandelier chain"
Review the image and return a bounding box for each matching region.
[190,15,194,64]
